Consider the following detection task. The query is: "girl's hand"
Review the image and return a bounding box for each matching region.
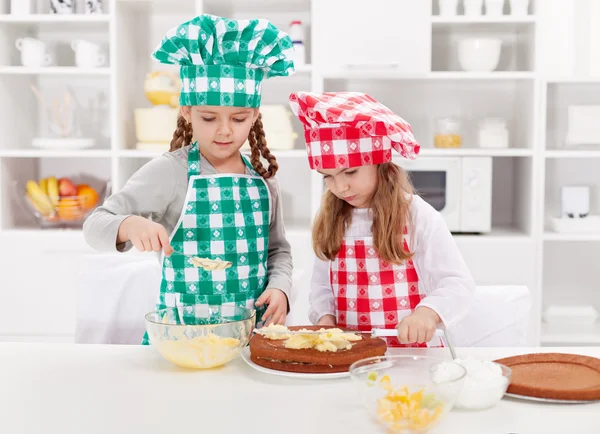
[316,314,336,326]
[396,307,441,344]
[118,215,174,256]
[255,288,288,326]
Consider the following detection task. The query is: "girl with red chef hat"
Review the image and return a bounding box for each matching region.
[289,91,476,347]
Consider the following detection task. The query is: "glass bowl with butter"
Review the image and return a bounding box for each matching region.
[349,355,466,433]
[145,305,255,369]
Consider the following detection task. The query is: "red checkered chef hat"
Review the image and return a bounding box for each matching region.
[288,91,420,169]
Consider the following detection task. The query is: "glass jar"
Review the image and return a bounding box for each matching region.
[434,118,462,148]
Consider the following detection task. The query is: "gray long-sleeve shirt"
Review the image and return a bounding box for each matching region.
[83,146,293,299]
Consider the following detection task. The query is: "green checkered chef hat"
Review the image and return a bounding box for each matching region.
[152,14,295,108]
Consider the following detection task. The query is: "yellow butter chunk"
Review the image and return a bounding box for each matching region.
[376,386,445,432]
[156,334,241,369]
[190,257,232,271]
[256,324,292,339]
[284,329,362,352]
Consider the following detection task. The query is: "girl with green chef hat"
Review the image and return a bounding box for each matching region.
[83,14,296,344]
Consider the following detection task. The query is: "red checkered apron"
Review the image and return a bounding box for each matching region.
[330,236,443,348]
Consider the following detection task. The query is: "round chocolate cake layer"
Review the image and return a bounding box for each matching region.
[250,354,352,374]
[495,353,600,401]
[249,325,387,368]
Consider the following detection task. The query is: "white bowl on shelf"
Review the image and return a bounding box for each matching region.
[550,215,600,233]
[458,38,503,72]
[543,305,599,326]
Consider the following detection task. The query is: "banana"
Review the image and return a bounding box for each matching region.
[26,180,54,217]
[39,177,49,195]
[46,176,59,207]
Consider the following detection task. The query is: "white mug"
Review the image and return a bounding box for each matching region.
[439,0,459,16]
[463,0,483,16]
[71,40,106,68]
[50,0,75,14]
[10,0,35,15]
[16,38,51,67]
[509,0,529,16]
[485,0,505,16]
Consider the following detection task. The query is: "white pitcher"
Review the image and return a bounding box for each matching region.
[16,38,51,67]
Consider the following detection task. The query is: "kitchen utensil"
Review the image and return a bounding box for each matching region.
[85,0,103,14]
[446,359,512,410]
[495,353,600,402]
[505,393,600,404]
[438,0,459,16]
[240,347,351,379]
[463,0,483,16]
[484,0,505,16]
[561,186,590,219]
[435,117,462,148]
[478,117,509,148]
[30,84,75,138]
[71,39,106,68]
[11,0,34,15]
[509,0,529,16]
[16,37,52,67]
[565,105,600,147]
[458,38,503,72]
[145,305,255,369]
[50,0,75,14]
[254,327,458,359]
[349,355,466,433]
[169,248,233,270]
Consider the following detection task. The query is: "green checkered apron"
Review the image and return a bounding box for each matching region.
[142,142,270,345]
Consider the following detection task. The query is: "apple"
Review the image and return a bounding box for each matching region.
[58,178,78,197]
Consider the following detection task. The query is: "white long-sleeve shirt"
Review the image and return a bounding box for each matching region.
[309,195,476,328]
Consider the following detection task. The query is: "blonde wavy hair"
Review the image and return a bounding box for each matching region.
[312,162,415,264]
[169,112,278,178]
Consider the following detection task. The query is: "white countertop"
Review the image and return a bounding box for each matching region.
[2,344,599,434]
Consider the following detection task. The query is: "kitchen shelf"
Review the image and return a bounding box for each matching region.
[321,70,536,80]
[0,149,113,158]
[454,226,531,242]
[419,148,533,157]
[545,150,600,158]
[0,14,110,23]
[541,322,600,345]
[0,67,112,76]
[545,77,600,84]
[118,149,309,159]
[543,232,600,241]
[431,16,537,25]
[294,64,312,74]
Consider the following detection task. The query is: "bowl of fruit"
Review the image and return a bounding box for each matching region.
[18,175,110,227]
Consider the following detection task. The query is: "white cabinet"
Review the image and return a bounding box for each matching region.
[312,0,432,73]
[0,232,94,342]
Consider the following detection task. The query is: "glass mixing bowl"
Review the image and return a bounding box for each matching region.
[145,305,255,369]
[349,355,467,433]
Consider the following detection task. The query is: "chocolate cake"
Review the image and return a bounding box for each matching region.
[494,353,600,401]
[249,325,387,374]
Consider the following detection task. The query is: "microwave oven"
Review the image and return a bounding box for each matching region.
[395,156,493,234]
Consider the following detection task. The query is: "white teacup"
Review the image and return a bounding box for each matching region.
[16,38,52,67]
[71,40,106,68]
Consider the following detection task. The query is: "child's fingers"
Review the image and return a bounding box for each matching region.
[157,226,173,256]
[397,322,409,343]
[140,238,153,252]
[262,303,276,324]
[131,238,145,252]
[149,234,162,252]
[407,325,418,343]
[255,292,268,307]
